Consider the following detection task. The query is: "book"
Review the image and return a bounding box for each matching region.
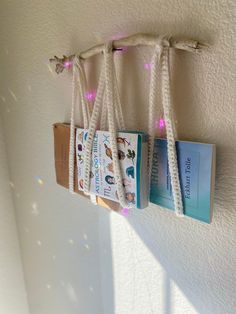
[53,123,121,211]
[76,128,149,209]
[150,139,216,223]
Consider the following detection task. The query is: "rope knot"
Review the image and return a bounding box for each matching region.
[104,41,113,54]
[161,36,171,48]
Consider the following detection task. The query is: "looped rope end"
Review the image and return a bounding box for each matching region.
[104,41,114,53]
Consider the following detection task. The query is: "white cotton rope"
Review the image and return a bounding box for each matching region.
[83,65,106,194]
[100,59,125,131]
[69,57,79,194]
[77,61,90,129]
[113,67,126,130]
[148,41,163,178]
[83,43,128,208]
[160,46,183,216]
[98,67,107,130]
[69,38,183,214]
[100,97,107,130]
[103,42,131,208]
[148,38,183,216]
[69,56,92,194]
[77,62,97,204]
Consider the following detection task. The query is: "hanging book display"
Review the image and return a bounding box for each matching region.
[50,33,216,223]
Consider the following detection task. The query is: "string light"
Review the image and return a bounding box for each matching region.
[155,118,165,130]
[121,207,129,216]
[159,118,165,129]
[85,90,96,101]
[144,63,152,70]
[63,60,73,69]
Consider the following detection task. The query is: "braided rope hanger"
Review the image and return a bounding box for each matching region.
[69,42,127,207]
[69,57,91,193]
[69,39,183,214]
[63,34,204,215]
[82,41,130,208]
[148,38,183,216]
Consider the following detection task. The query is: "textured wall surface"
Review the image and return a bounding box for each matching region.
[0,0,236,314]
[0,117,29,314]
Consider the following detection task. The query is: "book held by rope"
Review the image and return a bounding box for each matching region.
[76,128,149,209]
[150,139,216,223]
[53,123,216,222]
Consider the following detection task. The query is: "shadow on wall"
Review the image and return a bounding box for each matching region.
[125,196,236,314]
[119,49,235,314]
[61,38,236,314]
[104,45,235,314]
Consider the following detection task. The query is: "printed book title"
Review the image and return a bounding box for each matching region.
[184,157,191,199]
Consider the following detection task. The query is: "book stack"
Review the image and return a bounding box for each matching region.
[53,123,216,222]
[76,128,149,209]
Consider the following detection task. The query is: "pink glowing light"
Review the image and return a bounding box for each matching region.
[63,60,73,69]
[144,63,152,70]
[121,208,129,216]
[155,118,166,130]
[159,118,165,129]
[85,90,97,102]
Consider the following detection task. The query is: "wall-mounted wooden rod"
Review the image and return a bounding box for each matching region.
[50,33,205,73]
[80,33,204,59]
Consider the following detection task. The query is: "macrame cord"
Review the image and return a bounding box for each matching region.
[69,57,91,192]
[103,42,130,207]
[69,39,183,215]
[148,40,163,177]
[161,45,183,216]
[148,38,183,216]
[82,41,130,208]
[99,65,125,131]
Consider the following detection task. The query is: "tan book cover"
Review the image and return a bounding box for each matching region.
[53,123,120,211]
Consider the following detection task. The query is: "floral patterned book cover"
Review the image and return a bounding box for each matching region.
[76,128,149,209]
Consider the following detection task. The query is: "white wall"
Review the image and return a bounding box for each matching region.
[0,117,29,314]
[0,1,236,314]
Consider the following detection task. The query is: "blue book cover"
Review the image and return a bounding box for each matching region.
[76,128,149,209]
[150,139,216,223]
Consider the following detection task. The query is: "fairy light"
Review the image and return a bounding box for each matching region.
[85,90,96,101]
[144,63,152,70]
[121,207,129,216]
[159,118,165,129]
[155,118,165,130]
[63,60,73,69]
